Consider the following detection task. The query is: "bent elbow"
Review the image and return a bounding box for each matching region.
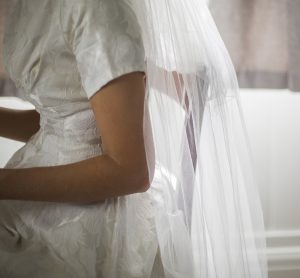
[129,166,152,194]
[137,172,151,193]
[136,171,151,193]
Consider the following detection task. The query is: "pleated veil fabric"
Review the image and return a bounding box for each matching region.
[126,0,268,277]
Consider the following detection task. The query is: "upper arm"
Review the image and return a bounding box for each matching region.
[89,71,147,174]
[60,1,150,185]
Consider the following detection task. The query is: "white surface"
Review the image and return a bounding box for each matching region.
[240,89,300,277]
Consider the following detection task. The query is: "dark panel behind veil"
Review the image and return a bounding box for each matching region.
[209,0,300,92]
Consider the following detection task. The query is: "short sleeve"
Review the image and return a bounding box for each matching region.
[60,0,146,99]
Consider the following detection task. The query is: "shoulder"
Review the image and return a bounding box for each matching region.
[60,0,140,32]
[60,0,143,51]
[58,0,145,99]
[60,0,134,26]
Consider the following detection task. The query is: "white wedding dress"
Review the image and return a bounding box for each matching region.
[1,0,268,277]
[1,1,165,277]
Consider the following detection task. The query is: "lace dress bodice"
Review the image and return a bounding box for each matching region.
[0,1,164,277]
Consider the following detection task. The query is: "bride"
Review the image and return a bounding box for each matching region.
[0,0,268,277]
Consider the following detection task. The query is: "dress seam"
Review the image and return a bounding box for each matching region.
[58,0,74,54]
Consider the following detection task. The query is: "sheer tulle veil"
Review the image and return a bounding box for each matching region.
[124,0,268,277]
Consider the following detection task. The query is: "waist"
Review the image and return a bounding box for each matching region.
[38,108,101,142]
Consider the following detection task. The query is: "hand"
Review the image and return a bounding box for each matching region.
[0,168,5,185]
[0,168,12,191]
[0,108,40,142]
[0,168,5,182]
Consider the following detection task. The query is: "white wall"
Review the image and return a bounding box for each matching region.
[1,90,300,277]
[241,89,300,278]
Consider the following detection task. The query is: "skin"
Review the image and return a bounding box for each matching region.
[0,107,40,142]
[0,71,152,203]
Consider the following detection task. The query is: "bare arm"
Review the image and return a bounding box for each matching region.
[0,107,40,142]
[0,72,151,203]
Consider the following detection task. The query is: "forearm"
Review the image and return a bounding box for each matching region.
[0,107,40,142]
[0,154,149,203]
